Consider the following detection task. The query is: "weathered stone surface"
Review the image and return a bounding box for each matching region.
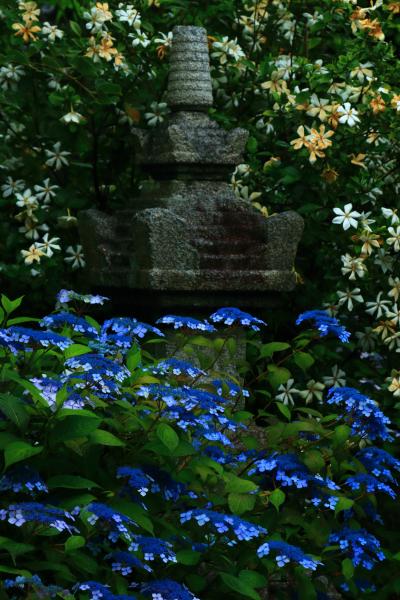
[79,25,304,300]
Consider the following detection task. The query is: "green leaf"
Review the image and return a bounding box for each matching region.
[4,370,48,408]
[333,424,351,446]
[246,136,258,154]
[220,573,260,599]
[47,475,99,489]
[239,570,267,589]
[335,497,354,515]
[228,492,256,515]
[127,347,141,373]
[176,550,201,565]
[294,351,315,370]
[70,20,82,35]
[65,535,85,553]
[303,450,325,473]
[342,558,354,580]
[4,441,42,468]
[0,537,34,559]
[0,394,29,429]
[52,415,101,441]
[269,488,286,511]
[156,423,179,451]
[267,366,291,388]
[1,294,23,315]
[88,429,125,446]
[276,402,291,421]
[225,474,258,493]
[260,342,290,358]
[64,344,92,359]
[6,317,40,326]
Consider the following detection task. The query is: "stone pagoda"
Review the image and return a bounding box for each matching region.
[79,26,303,310]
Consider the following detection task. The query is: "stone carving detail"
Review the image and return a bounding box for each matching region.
[79,26,304,296]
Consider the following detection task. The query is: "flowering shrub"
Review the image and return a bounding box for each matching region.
[0,292,399,598]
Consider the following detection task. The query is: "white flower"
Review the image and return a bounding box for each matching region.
[15,189,38,214]
[323,365,346,388]
[341,253,366,280]
[298,380,325,404]
[337,103,360,127]
[0,64,25,90]
[337,288,364,311]
[153,31,173,47]
[34,178,59,203]
[61,110,85,125]
[276,379,300,406]
[45,142,71,170]
[355,328,377,352]
[37,233,61,258]
[83,5,112,32]
[237,186,262,202]
[115,4,141,28]
[358,211,375,232]
[65,245,85,269]
[384,304,400,326]
[350,62,373,82]
[129,30,151,47]
[19,218,49,240]
[41,22,64,42]
[387,226,400,251]
[374,249,394,274]
[381,207,399,225]
[303,11,323,26]
[365,291,390,318]
[144,102,168,127]
[388,277,400,302]
[212,36,245,64]
[306,94,331,121]
[1,176,25,198]
[332,203,361,230]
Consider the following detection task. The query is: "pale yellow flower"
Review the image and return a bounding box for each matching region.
[21,244,44,265]
[12,21,41,43]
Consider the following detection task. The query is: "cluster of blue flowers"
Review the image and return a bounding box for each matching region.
[63,354,130,397]
[108,550,151,575]
[129,535,177,564]
[57,289,109,305]
[345,473,396,499]
[257,540,321,570]
[4,575,69,598]
[140,579,199,600]
[156,314,216,332]
[40,312,99,337]
[209,307,267,331]
[87,502,137,542]
[0,466,47,495]
[328,528,385,570]
[30,376,85,410]
[102,317,164,340]
[180,509,266,544]
[296,309,350,342]
[357,446,400,482]
[148,358,205,378]
[76,581,132,599]
[0,502,76,533]
[327,387,392,441]
[0,326,72,353]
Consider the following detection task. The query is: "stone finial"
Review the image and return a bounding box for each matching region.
[167,26,213,111]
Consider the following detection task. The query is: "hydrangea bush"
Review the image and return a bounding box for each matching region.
[0,292,399,598]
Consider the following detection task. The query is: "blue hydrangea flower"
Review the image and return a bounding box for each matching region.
[4,575,68,597]
[345,473,396,498]
[141,580,200,600]
[76,581,133,599]
[148,358,205,378]
[102,317,164,339]
[212,379,250,399]
[63,354,130,397]
[0,502,76,533]
[257,540,321,570]
[57,289,109,305]
[40,312,98,337]
[296,309,350,342]
[140,579,200,600]
[117,467,155,497]
[356,447,400,483]
[180,509,266,544]
[328,528,385,570]
[86,502,137,542]
[129,535,177,563]
[107,550,152,575]
[30,377,85,410]
[327,387,392,441]
[156,315,216,332]
[209,307,266,331]
[0,326,72,353]
[0,466,48,495]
